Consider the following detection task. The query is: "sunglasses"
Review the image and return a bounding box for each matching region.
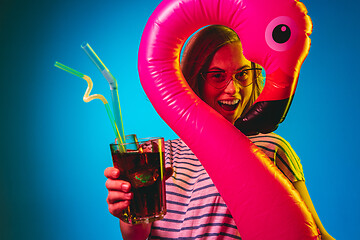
[201,67,262,89]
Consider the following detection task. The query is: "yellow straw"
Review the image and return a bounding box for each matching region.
[54,61,125,151]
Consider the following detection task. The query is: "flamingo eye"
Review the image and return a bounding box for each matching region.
[265,16,298,52]
[273,24,291,44]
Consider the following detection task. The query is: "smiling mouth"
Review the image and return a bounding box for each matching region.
[218,99,240,111]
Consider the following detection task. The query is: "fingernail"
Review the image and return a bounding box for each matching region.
[122,183,130,191]
[112,170,119,177]
[125,193,132,199]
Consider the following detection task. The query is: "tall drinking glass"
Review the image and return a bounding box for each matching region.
[110,136,166,224]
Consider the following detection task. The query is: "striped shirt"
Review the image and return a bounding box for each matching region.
[149,132,304,239]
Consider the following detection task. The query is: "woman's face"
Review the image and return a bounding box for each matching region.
[202,42,253,124]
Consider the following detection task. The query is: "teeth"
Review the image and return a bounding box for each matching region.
[219,99,240,106]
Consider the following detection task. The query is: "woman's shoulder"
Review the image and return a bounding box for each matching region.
[248,132,293,149]
[248,132,299,160]
[165,138,194,155]
[249,133,304,182]
[165,138,188,149]
[248,132,286,141]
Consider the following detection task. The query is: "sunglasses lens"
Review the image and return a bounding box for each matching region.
[203,68,262,88]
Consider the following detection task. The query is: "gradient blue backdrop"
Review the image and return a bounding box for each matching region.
[1,0,359,239]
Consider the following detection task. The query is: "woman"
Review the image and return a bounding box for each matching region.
[105,25,334,239]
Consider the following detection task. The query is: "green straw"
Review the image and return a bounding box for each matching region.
[54,61,125,151]
[55,61,85,78]
[81,43,126,143]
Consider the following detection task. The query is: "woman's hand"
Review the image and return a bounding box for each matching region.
[105,167,133,219]
[105,166,174,219]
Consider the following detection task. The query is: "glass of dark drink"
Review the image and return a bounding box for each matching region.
[110,136,166,224]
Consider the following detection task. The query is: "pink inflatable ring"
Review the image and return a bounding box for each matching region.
[138,0,317,239]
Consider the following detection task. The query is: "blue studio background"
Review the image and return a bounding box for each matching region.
[1,0,359,239]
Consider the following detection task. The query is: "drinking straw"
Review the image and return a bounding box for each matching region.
[54,61,125,151]
[81,43,125,144]
[158,138,164,181]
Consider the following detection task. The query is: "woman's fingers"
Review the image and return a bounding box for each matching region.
[108,200,131,218]
[104,167,120,179]
[105,175,133,217]
[107,190,133,204]
[106,178,131,191]
[105,167,134,218]
[105,166,172,219]
[106,185,133,217]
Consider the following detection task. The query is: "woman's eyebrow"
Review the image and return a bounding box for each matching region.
[208,64,251,72]
[207,67,225,72]
[236,65,251,71]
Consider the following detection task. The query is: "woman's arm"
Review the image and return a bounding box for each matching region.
[120,221,152,240]
[251,134,334,239]
[293,180,335,240]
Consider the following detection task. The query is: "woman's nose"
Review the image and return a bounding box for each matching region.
[224,78,239,94]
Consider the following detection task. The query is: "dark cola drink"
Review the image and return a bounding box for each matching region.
[110,138,166,224]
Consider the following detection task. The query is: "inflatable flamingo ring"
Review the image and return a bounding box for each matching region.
[139,0,318,239]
